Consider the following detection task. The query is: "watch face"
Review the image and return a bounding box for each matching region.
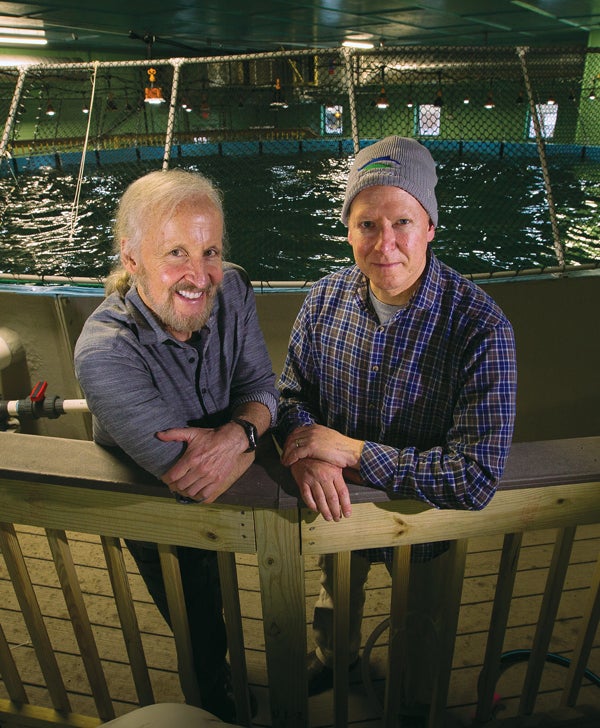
[246,422,258,450]
[234,418,257,451]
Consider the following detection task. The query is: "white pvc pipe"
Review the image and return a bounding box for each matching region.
[4,398,89,416]
[61,399,90,413]
[0,327,24,371]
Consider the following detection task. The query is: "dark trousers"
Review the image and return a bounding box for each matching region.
[125,539,228,695]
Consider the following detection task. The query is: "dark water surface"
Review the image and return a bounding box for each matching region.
[0,151,598,281]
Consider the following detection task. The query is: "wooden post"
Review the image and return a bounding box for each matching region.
[255,507,307,728]
[333,550,351,728]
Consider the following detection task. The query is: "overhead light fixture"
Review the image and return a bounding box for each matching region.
[463,95,470,105]
[484,79,496,109]
[270,78,288,109]
[375,66,389,109]
[45,102,55,116]
[547,95,556,105]
[82,102,89,114]
[376,88,389,109]
[342,39,375,49]
[0,27,47,45]
[0,35,47,46]
[144,67,166,105]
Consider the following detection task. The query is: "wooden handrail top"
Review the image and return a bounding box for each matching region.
[0,430,293,509]
[0,432,598,509]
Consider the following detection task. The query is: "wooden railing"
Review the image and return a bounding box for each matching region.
[0,431,599,728]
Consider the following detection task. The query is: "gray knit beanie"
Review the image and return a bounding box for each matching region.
[341,136,438,227]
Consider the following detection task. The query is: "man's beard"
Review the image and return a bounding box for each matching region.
[135,273,219,337]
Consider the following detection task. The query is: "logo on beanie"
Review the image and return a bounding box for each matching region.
[358,155,402,174]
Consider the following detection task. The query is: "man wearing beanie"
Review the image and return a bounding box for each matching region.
[277,136,517,718]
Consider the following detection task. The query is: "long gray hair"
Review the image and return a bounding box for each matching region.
[105,168,225,296]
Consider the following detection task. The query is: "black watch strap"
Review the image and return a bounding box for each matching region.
[232,417,258,452]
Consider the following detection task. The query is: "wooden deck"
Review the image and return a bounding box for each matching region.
[1,523,599,727]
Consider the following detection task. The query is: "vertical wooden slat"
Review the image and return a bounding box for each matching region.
[0,619,28,704]
[100,536,154,706]
[519,525,576,716]
[476,531,524,722]
[428,538,468,728]
[255,507,307,728]
[157,543,202,707]
[46,529,115,722]
[217,550,251,727]
[0,523,71,713]
[332,550,351,728]
[561,550,600,707]
[383,545,411,728]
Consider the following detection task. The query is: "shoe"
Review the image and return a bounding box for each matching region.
[201,689,237,723]
[200,663,258,724]
[307,650,359,696]
[201,688,258,724]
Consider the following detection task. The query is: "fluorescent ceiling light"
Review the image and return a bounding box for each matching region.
[0,27,46,36]
[0,36,47,45]
[0,26,47,45]
[342,39,374,49]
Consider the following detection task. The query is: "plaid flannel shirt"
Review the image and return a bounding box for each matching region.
[278,250,517,562]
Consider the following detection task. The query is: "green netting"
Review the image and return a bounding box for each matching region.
[0,46,598,283]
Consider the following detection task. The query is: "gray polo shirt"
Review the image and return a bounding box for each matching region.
[74,264,278,479]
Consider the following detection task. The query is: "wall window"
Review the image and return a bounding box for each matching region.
[322,104,343,134]
[528,103,558,139]
[418,104,441,136]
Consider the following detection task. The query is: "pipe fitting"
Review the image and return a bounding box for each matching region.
[0,327,25,371]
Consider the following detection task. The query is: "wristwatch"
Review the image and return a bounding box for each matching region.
[232,417,258,452]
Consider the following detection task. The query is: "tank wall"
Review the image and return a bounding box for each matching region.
[490,273,599,442]
[1,272,598,443]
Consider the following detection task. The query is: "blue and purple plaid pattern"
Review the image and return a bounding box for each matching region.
[278,251,517,562]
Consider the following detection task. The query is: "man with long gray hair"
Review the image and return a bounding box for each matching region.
[75,168,277,722]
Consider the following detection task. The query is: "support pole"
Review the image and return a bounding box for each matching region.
[162,58,184,171]
[0,67,27,162]
[517,46,565,267]
[342,48,360,154]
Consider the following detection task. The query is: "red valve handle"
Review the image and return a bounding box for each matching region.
[29,381,48,402]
